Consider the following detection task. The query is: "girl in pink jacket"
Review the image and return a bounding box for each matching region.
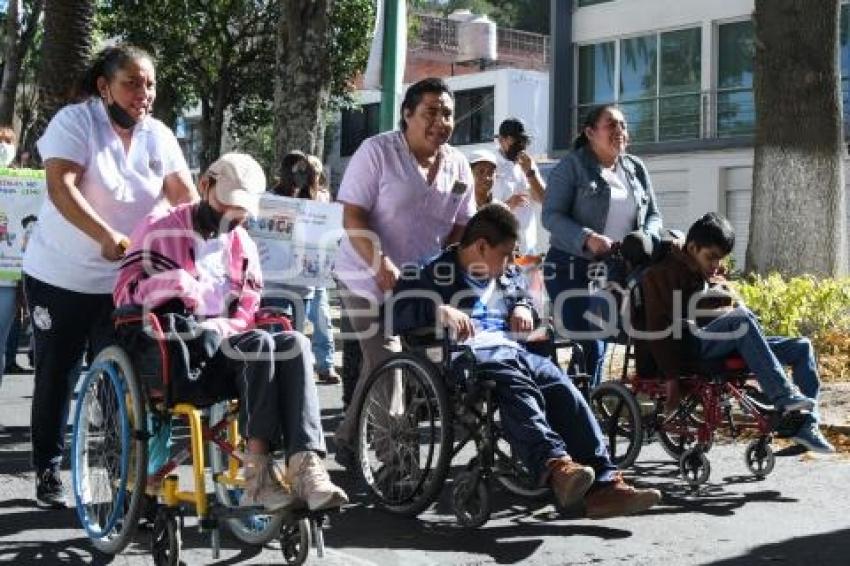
[115,153,346,513]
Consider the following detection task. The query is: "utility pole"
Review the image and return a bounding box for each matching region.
[379,0,404,132]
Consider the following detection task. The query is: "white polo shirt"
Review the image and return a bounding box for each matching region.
[492,152,540,255]
[24,98,189,294]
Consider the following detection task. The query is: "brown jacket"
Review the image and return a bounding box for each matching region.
[635,245,735,379]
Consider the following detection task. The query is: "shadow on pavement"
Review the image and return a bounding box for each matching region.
[625,459,798,518]
[325,468,633,565]
[703,528,850,565]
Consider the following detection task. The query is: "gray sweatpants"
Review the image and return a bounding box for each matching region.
[203,329,326,456]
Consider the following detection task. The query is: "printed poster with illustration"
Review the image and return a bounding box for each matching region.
[0,168,45,282]
[246,194,343,287]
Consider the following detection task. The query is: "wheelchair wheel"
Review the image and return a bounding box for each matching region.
[71,346,148,555]
[493,436,549,501]
[207,402,283,544]
[452,468,491,528]
[356,353,453,517]
[679,447,711,486]
[589,381,643,469]
[657,394,712,460]
[279,517,310,566]
[744,437,775,478]
[151,508,181,566]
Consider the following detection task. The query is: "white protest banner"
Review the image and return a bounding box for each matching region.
[246,194,343,287]
[0,168,45,282]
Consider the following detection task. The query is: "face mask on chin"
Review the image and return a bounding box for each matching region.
[0,142,16,167]
[196,199,241,237]
[104,88,139,130]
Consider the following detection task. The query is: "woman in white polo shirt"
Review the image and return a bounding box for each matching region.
[23,45,196,508]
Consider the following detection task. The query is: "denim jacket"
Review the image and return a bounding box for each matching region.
[386,246,538,336]
[542,146,663,259]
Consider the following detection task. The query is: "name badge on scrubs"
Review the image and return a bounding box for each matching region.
[451,181,467,195]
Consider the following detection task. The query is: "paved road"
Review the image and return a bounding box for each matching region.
[1,371,849,565]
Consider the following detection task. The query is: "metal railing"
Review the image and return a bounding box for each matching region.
[412,13,549,67]
[575,88,756,145]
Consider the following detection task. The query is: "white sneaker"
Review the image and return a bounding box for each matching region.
[239,453,295,512]
[288,451,348,511]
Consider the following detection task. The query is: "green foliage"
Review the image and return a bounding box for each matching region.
[328,0,376,109]
[733,273,850,381]
[732,274,850,338]
[100,0,373,166]
[98,0,277,129]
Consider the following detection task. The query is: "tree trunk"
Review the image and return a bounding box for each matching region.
[197,79,229,172]
[275,0,333,168]
[0,1,43,125]
[35,0,95,144]
[747,0,846,276]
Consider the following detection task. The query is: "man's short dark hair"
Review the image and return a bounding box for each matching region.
[460,203,518,248]
[686,212,735,255]
[399,77,453,131]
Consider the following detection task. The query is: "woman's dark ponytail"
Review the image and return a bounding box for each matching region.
[572,104,616,151]
[76,44,153,99]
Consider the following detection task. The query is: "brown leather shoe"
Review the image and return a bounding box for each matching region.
[315,368,341,384]
[585,473,661,519]
[546,457,595,508]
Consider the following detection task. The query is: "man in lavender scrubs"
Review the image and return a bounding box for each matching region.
[333,78,476,464]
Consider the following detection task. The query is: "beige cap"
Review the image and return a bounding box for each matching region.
[206,153,266,217]
[468,149,498,166]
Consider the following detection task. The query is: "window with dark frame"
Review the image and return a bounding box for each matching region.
[450,86,495,146]
[340,103,380,157]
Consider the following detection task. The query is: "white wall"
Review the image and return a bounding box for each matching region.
[573,0,754,44]
[447,68,549,158]
[640,148,850,270]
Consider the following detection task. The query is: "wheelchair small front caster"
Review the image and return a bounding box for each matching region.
[680,446,711,487]
[745,437,775,478]
[280,517,310,565]
[151,508,181,566]
[451,470,491,528]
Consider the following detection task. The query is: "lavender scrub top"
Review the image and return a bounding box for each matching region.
[335,130,475,303]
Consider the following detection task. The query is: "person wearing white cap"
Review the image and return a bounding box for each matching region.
[115,153,348,513]
[468,149,498,209]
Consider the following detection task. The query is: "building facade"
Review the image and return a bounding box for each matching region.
[555,0,850,266]
[326,11,552,192]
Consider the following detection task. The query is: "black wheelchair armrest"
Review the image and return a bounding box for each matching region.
[400,326,440,349]
[112,304,145,326]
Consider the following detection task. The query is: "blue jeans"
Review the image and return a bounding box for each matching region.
[692,307,811,408]
[306,287,335,372]
[0,285,16,389]
[767,335,821,421]
[474,346,618,484]
[544,248,619,388]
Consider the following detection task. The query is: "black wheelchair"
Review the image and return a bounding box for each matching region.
[351,328,597,528]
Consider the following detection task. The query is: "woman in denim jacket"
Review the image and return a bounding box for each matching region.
[542,105,662,387]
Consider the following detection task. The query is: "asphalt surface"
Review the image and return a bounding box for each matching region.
[1,368,849,566]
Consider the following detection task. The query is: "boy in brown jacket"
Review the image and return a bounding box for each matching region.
[638,212,833,453]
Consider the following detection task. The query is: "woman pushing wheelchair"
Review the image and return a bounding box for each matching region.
[114,153,347,512]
